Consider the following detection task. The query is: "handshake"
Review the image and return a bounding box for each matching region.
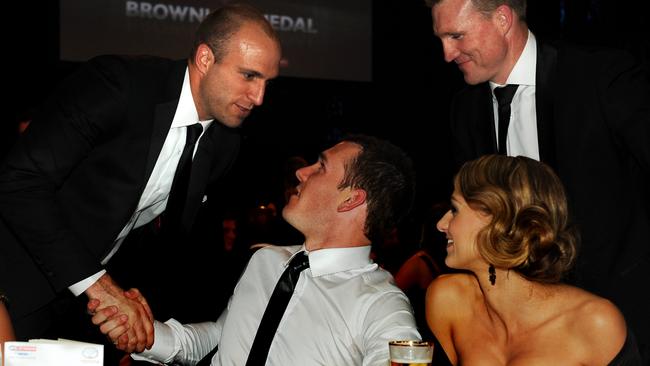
[85,273,154,353]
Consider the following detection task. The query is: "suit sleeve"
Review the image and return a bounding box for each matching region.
[598,51,650,176]
[0,56,131,290]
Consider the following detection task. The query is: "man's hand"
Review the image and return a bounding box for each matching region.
[88,301,129,345]
[85,273,154,352]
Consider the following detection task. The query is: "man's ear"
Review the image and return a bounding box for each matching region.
[494,5,514,35]
[337,188,367,212]
[194,44,213,73]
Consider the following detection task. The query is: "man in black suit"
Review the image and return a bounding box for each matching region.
[0,3,281,356]
[428,0,650,361]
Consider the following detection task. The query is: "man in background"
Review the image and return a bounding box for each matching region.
[427,0,650,360]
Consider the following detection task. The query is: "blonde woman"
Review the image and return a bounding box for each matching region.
[426,155,640,365]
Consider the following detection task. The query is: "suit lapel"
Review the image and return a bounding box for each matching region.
[475,83,498,155]
[144,101,177,181]
[535,40,558,169]
[143,60,187,183]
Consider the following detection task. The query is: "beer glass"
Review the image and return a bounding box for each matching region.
[389,340,433,366]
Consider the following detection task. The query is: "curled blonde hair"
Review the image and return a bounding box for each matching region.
[456,155,578,283]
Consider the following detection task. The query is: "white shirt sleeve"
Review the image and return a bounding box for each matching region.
[68,269,106,296]
[361,292,422,366]
[132,311,226,365]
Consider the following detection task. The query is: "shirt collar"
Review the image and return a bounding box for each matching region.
[171,67,214,130]
[287,245,373,277]
[490,30,537,91]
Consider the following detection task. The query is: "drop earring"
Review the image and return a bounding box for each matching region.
[488,264,496,286]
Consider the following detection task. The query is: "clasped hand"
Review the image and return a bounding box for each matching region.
[85,274,154,353]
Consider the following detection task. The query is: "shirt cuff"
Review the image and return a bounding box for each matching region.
[68,269,107,296]
[132,320,179,364]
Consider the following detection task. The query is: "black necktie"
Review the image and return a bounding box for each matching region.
[245,252,310,366]
[494,85,519,155]
[163,123,203,229]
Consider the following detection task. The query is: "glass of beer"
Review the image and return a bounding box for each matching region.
[389,340,433,366]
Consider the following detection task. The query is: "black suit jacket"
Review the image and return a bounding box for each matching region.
[449,40,650,351]
[0,55,240,317]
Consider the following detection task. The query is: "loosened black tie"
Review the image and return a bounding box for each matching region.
[245,252,310,366]
[163,123,203,230]
[494,85,519,155]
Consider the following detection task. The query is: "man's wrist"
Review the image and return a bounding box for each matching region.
[132,320,176,364]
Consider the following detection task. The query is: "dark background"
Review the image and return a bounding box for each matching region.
[6,0,649,227]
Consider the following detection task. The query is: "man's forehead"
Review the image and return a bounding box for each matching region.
[328,141,361,154]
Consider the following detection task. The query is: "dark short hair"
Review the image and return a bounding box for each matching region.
[426,0,527,22]
[339,135,416,244]
[190,3,279,63]
[455,155,578,283]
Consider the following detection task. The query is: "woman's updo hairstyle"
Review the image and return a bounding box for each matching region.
[455,155,578,283]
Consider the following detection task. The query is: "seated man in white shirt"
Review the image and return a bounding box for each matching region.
[91,134,421,365]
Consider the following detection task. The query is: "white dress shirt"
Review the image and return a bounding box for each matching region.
[490,30,540,160]
[69,67,213,295]
[134,245,420,365]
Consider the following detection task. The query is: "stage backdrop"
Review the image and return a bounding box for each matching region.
[60,0,371,81]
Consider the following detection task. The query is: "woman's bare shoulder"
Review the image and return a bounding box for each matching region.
[564,287,627,364]
[426,273,478,315]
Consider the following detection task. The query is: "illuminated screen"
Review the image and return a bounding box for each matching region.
[60,0,372,81]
